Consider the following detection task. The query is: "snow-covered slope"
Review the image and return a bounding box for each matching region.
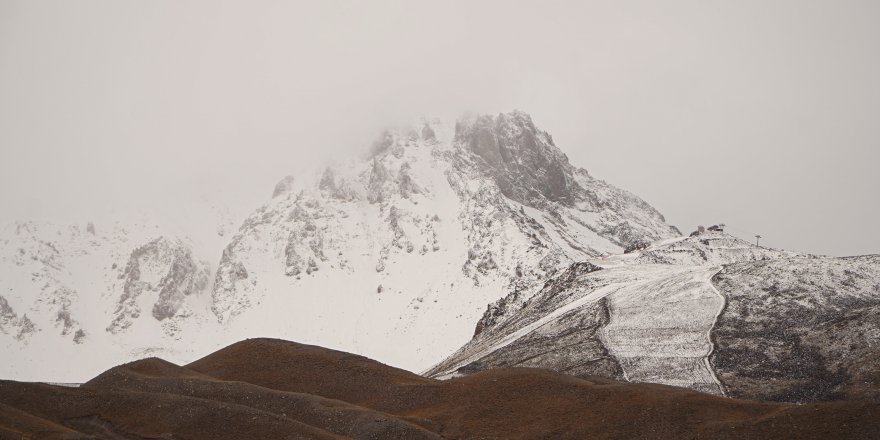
[0,220,227,380]
[711,255,880,402]
[427,231,880,402]
[0,111,680,381]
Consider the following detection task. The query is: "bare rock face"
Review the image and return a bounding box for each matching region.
[455,111,575,206]
[50,286,80,338]
[14,314,36,341]
[283,232,304,277]
[317,168,358,201]
[213,245,251,320]
[108,237,210,335]
[457,262,622,379]
[396,162,422,199]
[463,297,623,380]
[366,158,393,204]
[474,262,603,337]
[0,296,37,342]
[272,175,297,198]
[452,111,678,251]
[421,122,436,142]
[0,295,18,333]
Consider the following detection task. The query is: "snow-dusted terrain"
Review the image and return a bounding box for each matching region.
[0,111,679,382]
[8,111,872,401]
[0,207,238,381]
[427,231,880,402]
[711,255,880,402]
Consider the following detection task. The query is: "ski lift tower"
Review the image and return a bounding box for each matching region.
[755,234,762,246]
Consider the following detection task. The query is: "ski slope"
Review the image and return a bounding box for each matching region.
[430,260,729,396]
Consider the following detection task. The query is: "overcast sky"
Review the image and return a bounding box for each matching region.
[1,0,878,256]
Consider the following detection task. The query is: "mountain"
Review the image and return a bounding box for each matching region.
[210,111,679,372]
[2,338,878,439]
[0,111,679,381]
[0,212,235,381]
[426,230,880,403]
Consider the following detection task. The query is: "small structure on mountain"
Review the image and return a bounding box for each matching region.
[707,224,725,232]
[691,224,725,237]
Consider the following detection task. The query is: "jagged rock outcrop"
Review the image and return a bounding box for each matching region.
[0,296,37,342]
[108,237,210,335]
[0,296,16,331]
[421,122,436,142]
[272,175,297,198]
[455,111,575,205]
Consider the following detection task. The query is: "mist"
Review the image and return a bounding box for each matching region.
[1,0,878,256]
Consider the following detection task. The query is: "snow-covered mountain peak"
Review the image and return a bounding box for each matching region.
[208,110,680,372]
[1,110,681,381]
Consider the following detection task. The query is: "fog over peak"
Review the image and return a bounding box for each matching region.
[1,0,878,256]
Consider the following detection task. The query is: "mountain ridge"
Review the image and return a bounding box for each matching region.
[0,110,680,381]
[428,230,880,403]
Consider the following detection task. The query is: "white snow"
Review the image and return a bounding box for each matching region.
[599,265,725,393]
